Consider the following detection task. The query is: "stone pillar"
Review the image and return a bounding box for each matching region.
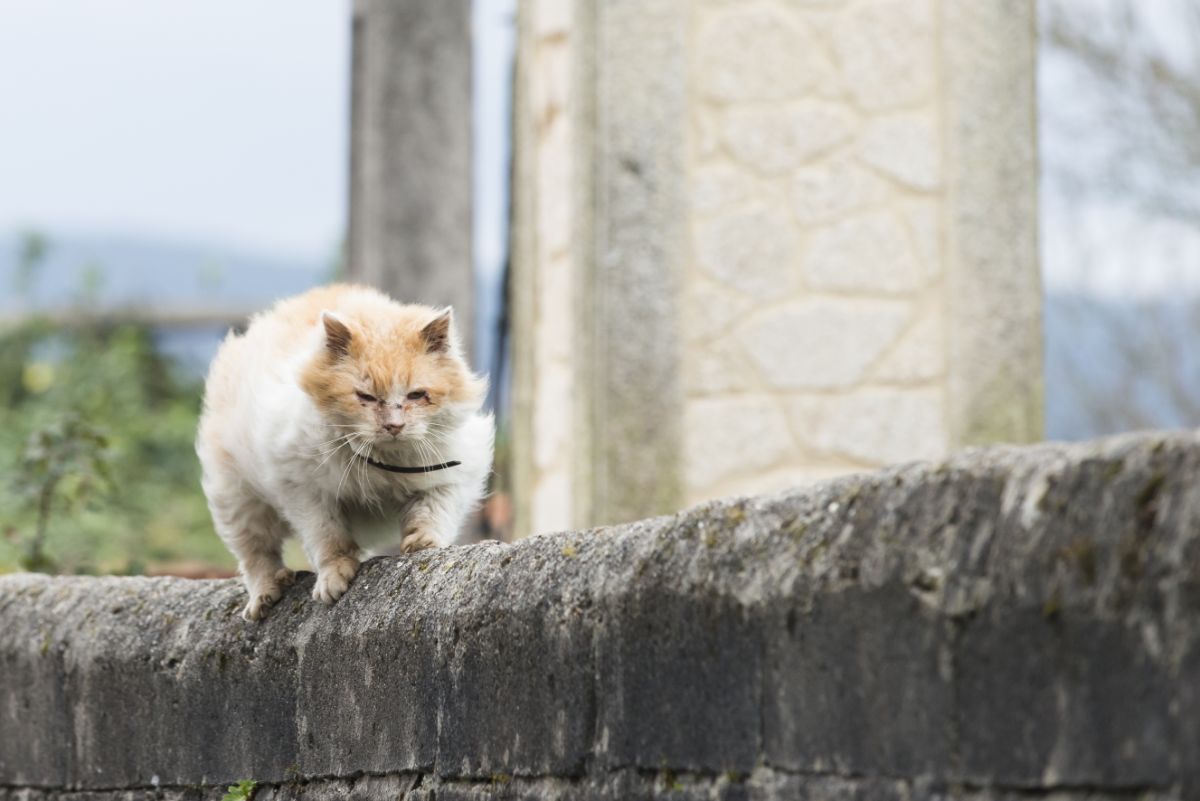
[511,0,1041,535]
[346,0,473,351]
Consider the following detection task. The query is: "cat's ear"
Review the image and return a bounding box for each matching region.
[420,308,453,354]
[321,311,353,357]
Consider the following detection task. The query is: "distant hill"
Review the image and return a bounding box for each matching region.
[0,231,328,314]
[0,231,329,373]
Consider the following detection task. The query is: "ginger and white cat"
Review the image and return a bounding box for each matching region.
[196,284,493,621]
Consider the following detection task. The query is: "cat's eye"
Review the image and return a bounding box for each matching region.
[406,389,429,401]
[355,390,377,403]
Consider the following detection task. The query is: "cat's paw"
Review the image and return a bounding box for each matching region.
[401,526,441,554]
[312,556,360,605]
[241,571,291,621]
[242,589,282,622]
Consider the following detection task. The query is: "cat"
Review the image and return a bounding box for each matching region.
[196,284,493,621]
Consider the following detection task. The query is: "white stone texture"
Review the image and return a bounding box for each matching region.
[697,8,832,102]
[514,0,1038,522]
[691,163,760,217]
[686,337,758,396]
[831,0,936,111]
[530,469,573,537]
[859,112,942,191]
[873,310,945,383]
[789,388,948,464]
[685,279,756,343]
[900,198,942,280]
[790,157,888,225]
[738,300,912,390]
[693,463,862,506]
[685,395,794,491]
[694,107,722,158]
[694,204,800,300]
[720,102,855,175]
[803,210,923,294]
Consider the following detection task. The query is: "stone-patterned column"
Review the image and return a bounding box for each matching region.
[683,0,1041,506]
[511,0,1041,532]
[511,0,689,536]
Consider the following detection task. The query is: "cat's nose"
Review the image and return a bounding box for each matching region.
[383,422,405,436]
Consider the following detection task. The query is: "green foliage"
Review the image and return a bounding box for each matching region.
[14,413,113,572]
[221,779,258,801]
[0,316,231,575]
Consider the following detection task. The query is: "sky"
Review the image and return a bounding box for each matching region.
[0,0,351,264]
[1038,0,1200,301]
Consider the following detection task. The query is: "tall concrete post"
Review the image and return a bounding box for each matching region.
[511,0,1042,537]
[346,0,473,352]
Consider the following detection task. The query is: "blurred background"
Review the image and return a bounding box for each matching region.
[0,0,1195,576]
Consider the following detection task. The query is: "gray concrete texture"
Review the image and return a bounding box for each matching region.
[345,0,473,354]
[4,432,1200,799]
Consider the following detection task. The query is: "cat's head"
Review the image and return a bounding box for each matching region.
[299,302,484,448]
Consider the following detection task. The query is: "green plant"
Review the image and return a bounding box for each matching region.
[13,413,113,572]
[222,779,258,801]
[0,236,232,576]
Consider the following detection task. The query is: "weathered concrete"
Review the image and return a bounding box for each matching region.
[346,0,473,354]
[4,432,1200,799]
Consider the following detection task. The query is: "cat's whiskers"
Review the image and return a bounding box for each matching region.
[315,432,356,453]
[335,435,368,504]
[313,435,357,472]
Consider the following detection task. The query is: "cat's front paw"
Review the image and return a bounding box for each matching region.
[242,592,279,622]
[312,556,360,605]
[241,569,295,622]
[401,526,441,554]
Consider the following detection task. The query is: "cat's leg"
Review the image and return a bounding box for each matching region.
[208,487,294,621]
[282,497,361,605]
[400,486,472,553]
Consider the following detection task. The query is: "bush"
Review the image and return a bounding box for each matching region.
[0,317,231,575]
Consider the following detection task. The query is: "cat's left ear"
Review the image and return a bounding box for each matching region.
[420,309,454,354]
[321,311,353,357]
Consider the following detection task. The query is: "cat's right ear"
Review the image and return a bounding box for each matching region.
[321,311,353,358]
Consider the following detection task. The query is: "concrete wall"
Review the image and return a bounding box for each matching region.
[346,0,474,353]
[510,0,1042,535]
[3,432,1199,800]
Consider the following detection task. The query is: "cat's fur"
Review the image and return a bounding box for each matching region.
[196,284,493,620]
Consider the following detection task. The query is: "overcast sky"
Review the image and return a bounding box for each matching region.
[0,0,351,263]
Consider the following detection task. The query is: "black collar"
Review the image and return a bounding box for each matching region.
[359,455,462,474]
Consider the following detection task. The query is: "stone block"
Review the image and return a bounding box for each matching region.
[697,7,829,102]
[690,164,759,218]
[803,211,923,294]
[789,388,948,464]
[595,584,762,773]
[720,103,854,175]
[859,112,942,191]
[739,301,912,390]
[873,311,944,383]
[832,0,936,110]
[435,539,597,778]
[764,586,954,776]
[694,205,800,300]
[955,609,1174,787]
[684,395,794,491]
[790,158,888,226]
